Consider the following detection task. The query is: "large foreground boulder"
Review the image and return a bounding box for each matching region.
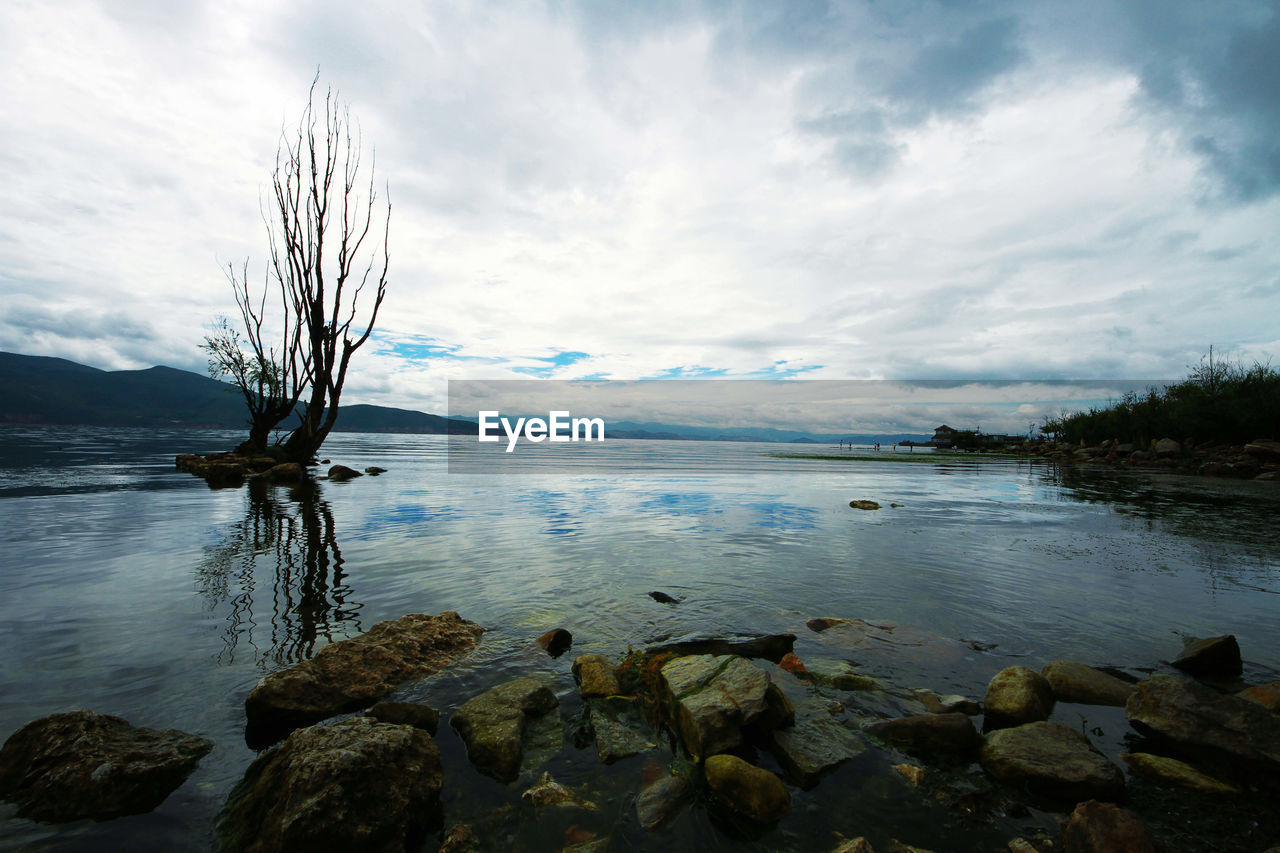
[244,612,484,745]
[1041,661,1135,706]
[979,721,1124,802]
[0,710,211,823]
[450,677,558,783]
[219,716,442,853]
[1125,674,1280,767]
[661,654,790,759]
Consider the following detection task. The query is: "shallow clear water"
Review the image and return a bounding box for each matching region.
[1,426,1277,851]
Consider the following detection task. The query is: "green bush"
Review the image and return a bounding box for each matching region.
[1041,354,1279,446]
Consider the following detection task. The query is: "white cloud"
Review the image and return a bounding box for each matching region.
[1,0,1276,420]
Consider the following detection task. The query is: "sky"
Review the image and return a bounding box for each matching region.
[2,0,1278,421]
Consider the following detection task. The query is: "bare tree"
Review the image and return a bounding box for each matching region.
[202,257,312,454]
[275,79,390,462]
[212,76,389,461]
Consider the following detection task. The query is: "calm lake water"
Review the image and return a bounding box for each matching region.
[1,426,1278,851]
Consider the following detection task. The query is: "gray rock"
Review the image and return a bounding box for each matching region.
[219,716,441,853]
[635,773,693,831]
[980,721,1124,802]
[865,713,982,762]
[0,710,212,823]
[450,677,558,782]
[585,697,652,764]
[1125,674,1280,767]
[244,611,484,746]
[1154,437,1181,457]
[1171,634,1242,678]
[983,666,1055,729]
[661,654,773,759]
[1041,661,1135,706]
[771,714,866,787]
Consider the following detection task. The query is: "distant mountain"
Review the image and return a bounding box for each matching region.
[0,352,933,443]
[605,419,928,445]
[0,352,475,434]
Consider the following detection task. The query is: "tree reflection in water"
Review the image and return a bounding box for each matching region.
[196,478,362,668]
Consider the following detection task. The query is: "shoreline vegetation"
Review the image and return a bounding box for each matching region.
[783,355,1280,483]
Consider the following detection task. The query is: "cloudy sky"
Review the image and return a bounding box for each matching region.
[2,0,1278,417]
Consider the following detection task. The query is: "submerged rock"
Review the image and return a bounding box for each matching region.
[1041,660,1135,706]
[979,721,1124,802]
[983,667,1055,729]
[914,689,981,716]
[647,633,796,663]
[661,654,784,759]
[364,466,388,475]
[244,611,484,746]
[704,754,791,823]
[635,772,693,831]
[649,591,681,604]
[366,701,439,735]
[326,464,363,481]
[770,714,866,787]
[262,462,306,484]
[1125,674,1280,767]
[848,500,881,510]
[219,716,442,853]
[1061,800,1155,853]
[804,658,881,691]
[1171,634,1242,678]
[521,771,597,810]
[1120,752,1239,795]
[0,710,212,823]
[585,697,653,764]
[865,713,982,762]
[450,677,558,783]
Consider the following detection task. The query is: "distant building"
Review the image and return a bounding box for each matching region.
[931,425,958,446]
[932,424,1026,449]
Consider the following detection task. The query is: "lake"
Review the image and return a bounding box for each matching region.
[1,426,1277,851]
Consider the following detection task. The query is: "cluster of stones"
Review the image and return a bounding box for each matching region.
[175,452,385,489]
[1016,436,1280,480]
[4,607,1278,852]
